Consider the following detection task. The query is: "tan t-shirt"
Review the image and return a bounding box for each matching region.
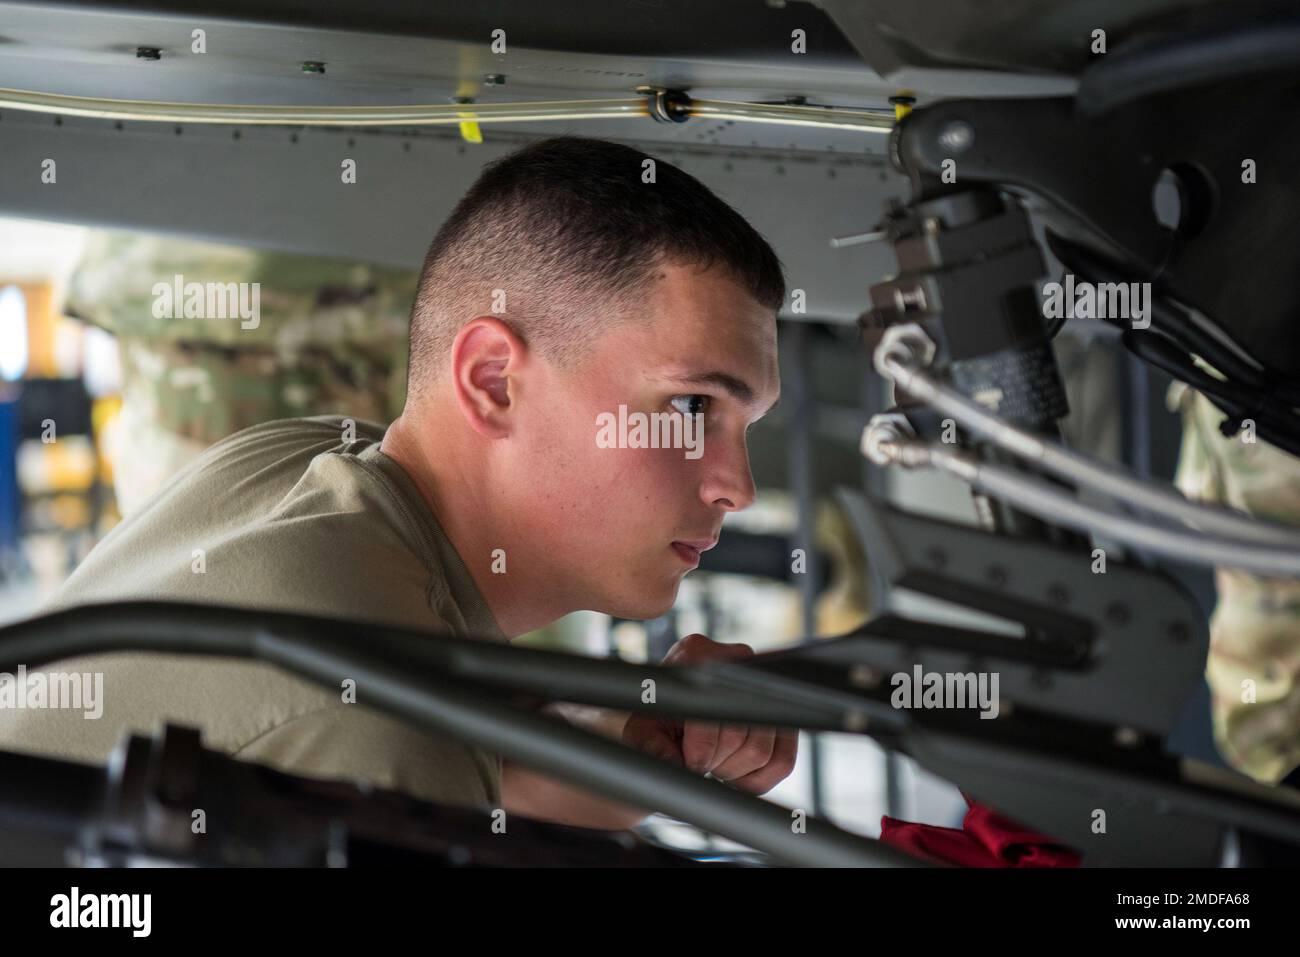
[0,416,507,810]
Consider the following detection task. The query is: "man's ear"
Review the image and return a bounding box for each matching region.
[450,316,527,438]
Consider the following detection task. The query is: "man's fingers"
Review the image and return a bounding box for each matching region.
[729,729,799,795]
[711,724,776,782]
[704,723,751,773]
[649,736,686,766]
[681,719,721,772]
[661,634,755,666]
[623,715,685,765]
[658,636,763,774]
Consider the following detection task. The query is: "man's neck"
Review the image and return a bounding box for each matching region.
[380,409,565,639]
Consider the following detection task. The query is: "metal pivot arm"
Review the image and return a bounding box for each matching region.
[824,488,1207,737]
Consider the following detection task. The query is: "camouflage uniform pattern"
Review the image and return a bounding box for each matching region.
[67,231,418,512]
[1171,382,1300,784]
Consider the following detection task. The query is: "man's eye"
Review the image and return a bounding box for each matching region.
[669,394,710,416]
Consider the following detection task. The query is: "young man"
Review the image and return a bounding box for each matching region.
[0,136,793,829]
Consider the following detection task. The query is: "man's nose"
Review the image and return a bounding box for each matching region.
[699,436,757,512]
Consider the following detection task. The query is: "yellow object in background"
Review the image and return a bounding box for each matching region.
[457,116,484,144]
[454,80,483,144]
[91,394,121,486]
[14,281,55,377]
[16,434,97,494]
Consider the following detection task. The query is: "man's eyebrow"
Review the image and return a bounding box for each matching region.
[665,372,780,414]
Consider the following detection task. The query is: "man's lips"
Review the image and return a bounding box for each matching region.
[670,538,718,566]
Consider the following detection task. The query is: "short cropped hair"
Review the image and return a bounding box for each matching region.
[405,136,785,393]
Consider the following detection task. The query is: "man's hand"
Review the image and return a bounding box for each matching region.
[501,633,797,830]
[622,633,798,795]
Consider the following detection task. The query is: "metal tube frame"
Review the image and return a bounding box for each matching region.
[0,87,894,133]
[0,602,918,867]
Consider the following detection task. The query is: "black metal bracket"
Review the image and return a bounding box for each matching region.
[893,88,1300,379]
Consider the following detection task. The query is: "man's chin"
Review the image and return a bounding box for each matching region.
[599,584,680,622]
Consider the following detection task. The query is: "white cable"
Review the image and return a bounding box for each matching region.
[874,328,1300,548]
[865,438,1300,576]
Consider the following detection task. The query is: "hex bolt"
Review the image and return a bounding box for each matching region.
[892,285,928,314]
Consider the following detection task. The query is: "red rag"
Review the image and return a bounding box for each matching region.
[880,801,1081,867]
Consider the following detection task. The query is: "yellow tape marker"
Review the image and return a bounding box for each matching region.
[455,80,483,143]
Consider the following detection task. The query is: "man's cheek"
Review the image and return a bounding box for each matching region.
[633,445,694,492]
